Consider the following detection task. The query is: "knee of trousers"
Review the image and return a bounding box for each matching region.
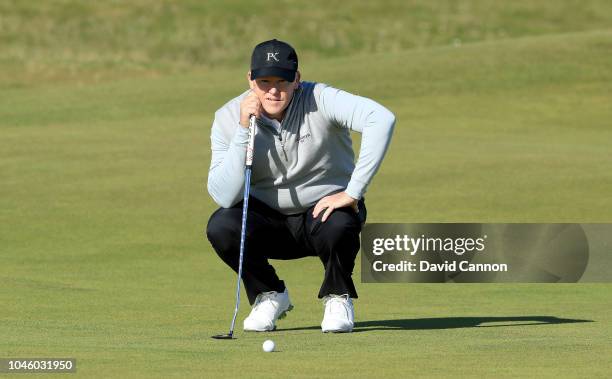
[206,208,242,260]
[312,212,361,252]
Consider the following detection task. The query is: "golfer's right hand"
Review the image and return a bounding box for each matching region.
[240,91,262,128]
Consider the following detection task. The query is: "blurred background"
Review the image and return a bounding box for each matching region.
[3,0,612,87]
[1,1,611,377]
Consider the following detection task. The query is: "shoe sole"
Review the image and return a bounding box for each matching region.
[243,304,294,332]
[321,320,354,333]
[322,329,353,333]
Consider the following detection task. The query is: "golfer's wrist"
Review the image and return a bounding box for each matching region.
[239,118,250,128]
[345,181,364,200]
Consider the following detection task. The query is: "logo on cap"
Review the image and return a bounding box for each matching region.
[267,52,280,62]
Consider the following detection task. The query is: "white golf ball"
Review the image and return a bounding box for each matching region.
[262,339,275,353]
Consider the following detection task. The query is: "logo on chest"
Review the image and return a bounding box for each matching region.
[297,133,312,144]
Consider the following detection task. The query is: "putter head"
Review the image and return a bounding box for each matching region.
[211,332,235,340]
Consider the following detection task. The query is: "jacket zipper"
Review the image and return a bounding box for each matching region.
[278,86,301,161]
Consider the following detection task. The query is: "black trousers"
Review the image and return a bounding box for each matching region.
[206,197,366,305]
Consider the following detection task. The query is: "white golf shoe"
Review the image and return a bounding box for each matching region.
[243,288,293,332]
[321,294,354,333]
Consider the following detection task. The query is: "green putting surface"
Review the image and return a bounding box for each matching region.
[1,1,611,377]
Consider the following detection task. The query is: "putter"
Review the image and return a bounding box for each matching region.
[212,114,257,340]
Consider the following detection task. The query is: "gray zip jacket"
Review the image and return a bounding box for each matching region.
[207,81,395,215]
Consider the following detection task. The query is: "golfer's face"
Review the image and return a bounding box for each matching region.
[250,75,298,120]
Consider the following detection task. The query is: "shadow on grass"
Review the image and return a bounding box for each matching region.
[279,316,593,332]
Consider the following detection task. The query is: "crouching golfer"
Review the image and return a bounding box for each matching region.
[206,39,395,333]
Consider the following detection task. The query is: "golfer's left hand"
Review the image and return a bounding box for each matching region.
[313,192,359,222]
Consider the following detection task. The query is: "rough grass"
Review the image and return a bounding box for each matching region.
[1,1,611,377]
[2,0,612,86]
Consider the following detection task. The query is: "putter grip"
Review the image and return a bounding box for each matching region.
[246,115,256,167]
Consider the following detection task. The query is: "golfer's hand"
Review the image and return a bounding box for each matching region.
[313,192,359,222]
[240,91,262,128]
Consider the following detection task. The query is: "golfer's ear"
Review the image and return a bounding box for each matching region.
[247,71,255,89]
[294,70,301,84]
